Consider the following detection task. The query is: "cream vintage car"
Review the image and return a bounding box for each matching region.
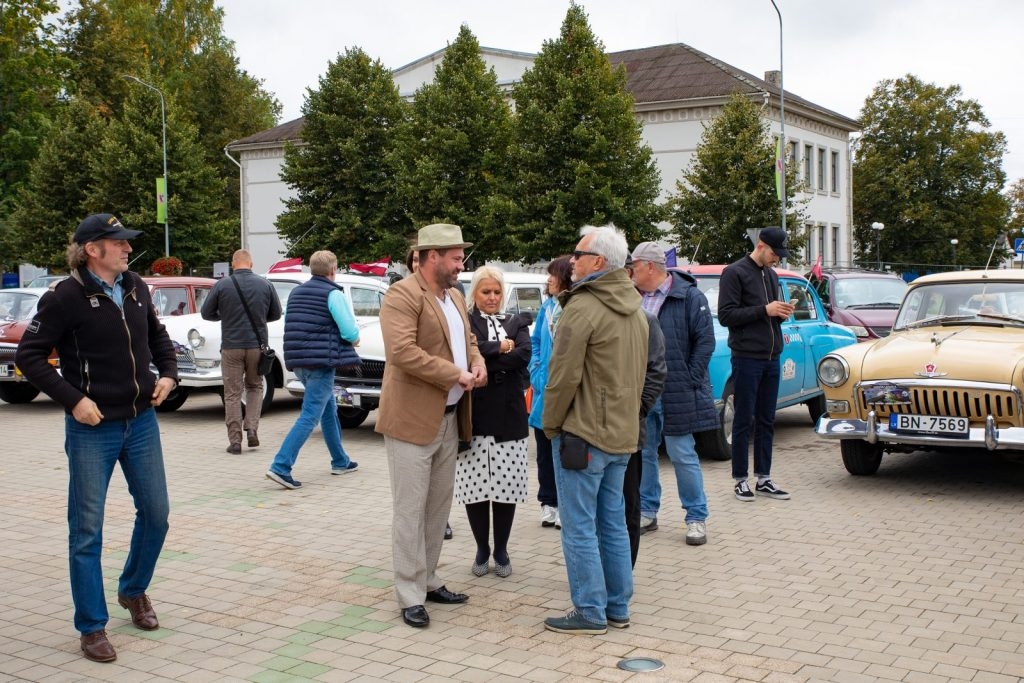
[815,269,1024,474]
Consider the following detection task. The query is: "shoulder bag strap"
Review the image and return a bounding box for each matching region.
[229,274,267,349]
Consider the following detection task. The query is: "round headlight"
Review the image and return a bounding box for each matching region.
[817,355,849,388]
[187,328,204,350]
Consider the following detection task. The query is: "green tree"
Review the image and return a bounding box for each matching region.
[1005,178,1024,240]
[853,75,1008,270]
[3,99,103,270]
[277,47,410,263]
[0,0,69,238]
[85,85,234,270]
[400,24,512,258]
[665,92,805,265]
[493,3,661,263]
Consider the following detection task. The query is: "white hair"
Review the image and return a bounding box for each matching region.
[580,223,628,269]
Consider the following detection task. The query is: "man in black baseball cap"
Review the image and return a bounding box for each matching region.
[73,213,143,244]
[757,226,789,259]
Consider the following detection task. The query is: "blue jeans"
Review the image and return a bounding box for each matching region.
[639,399,708,522]
[730,356,781,480]
[638,399,663,518]
[270,367,351,476]
[65,409,169,635]
[552,436,633,625]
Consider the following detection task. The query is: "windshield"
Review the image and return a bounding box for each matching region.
[0,291,41,321]
[833,277,907,308]
[894,280,1024,329]
[694,276,720,316]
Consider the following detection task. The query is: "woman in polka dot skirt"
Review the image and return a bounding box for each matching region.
[455,266,532,578]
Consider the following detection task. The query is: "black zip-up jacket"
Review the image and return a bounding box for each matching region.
[200,268,282,349]
[15,266,178,420]
[716,255,785,360]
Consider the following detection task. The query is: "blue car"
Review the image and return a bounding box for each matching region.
[686,264,857,460]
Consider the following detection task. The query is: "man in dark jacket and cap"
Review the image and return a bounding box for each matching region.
[16,213,178,663]
[629,241,717,546]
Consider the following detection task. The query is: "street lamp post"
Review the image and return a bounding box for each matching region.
[770,0,786,235]
[871,222,884,270]
[951,238,959,270]
[124,75,169,258]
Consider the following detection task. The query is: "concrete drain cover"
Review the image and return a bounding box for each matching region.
[617,657,665,672]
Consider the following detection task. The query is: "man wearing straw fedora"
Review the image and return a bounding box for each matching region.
[377,223,487,628]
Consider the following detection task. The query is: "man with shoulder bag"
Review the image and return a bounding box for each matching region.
[201,249,282,454]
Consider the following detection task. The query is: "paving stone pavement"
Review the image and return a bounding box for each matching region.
[1,391,1023,683]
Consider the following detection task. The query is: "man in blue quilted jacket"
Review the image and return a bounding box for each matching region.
[629,242,717,546]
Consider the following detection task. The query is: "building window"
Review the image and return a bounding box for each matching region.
[832,224,840,266]
[830,150,840,194]
[818,223,826,262]
[817,148,826,191]
[803,144,813,186]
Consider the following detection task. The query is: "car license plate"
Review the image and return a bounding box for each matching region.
[0,364,10,378]
[889,414,969,438]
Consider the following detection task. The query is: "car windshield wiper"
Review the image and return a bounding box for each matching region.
[975,311,1024,325]
[901,314,975,330]
[846,302,900,309]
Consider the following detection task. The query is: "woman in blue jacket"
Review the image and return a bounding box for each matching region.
[527,255,573,530]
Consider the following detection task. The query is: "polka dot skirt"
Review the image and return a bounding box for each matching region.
[454,435,529,505]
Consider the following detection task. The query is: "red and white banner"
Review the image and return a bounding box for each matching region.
[349,258,390,276]
[267,257,304,273]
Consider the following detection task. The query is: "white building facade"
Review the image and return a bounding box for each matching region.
[227,43,859,272]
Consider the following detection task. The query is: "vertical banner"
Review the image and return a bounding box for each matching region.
[774,136,784,201]
[156,177,167,222]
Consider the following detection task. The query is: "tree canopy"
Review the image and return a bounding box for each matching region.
[492,3,661,263]
[852,74,1008,271]
[400,24,513,260]
[276,47,411,264]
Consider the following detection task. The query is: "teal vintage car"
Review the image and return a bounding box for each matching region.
[686,264,858,459]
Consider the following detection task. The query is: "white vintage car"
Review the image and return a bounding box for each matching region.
[159,271,389,413]
[290,271,549,428]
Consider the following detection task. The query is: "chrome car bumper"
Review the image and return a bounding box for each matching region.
[816,411,1024,450]
[285,379,381,405]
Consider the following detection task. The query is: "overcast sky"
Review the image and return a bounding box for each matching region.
[217,0,1024,185]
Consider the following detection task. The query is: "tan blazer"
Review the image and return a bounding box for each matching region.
[375,272,484,445]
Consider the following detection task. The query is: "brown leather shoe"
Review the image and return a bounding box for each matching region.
[247,429,259,448]
[80,630,117,662]
[118,592,159,630]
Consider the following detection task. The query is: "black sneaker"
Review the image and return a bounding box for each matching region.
[266,470,302,490]
[734,480,755,501]
[755,479,791,500]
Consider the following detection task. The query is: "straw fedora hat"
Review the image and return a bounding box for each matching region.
[415,223,473,250]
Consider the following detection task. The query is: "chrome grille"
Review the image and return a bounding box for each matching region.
[0,344,15,363]
[859,385,1020,421]
[337,359,385,384]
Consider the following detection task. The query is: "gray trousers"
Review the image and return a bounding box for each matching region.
[221,348,263,445]
[385,412,458,608]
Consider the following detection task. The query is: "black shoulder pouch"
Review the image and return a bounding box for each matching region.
[560,432,589,470]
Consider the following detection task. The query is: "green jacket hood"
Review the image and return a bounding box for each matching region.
[560,268,641,317]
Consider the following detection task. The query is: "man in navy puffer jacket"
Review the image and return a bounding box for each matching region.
[629,242,717,546]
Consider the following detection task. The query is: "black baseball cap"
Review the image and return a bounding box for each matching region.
[758,226,789,258]
[73,213,142,245]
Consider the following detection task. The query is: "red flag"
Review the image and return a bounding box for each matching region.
[349,258,390,276]
[810,254,823,281]
[267,257,304,273]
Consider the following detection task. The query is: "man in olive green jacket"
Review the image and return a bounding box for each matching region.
[541,224,649,635]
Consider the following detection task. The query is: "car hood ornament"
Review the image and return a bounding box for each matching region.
[914,363,947,378]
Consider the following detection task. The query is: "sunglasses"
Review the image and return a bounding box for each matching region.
[572,250,602,260]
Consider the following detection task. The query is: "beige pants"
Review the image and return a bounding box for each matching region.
[385,412,459,608]
[221,348,263,446]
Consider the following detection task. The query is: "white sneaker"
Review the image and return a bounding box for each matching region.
[541,505,557,527]
[685,521,707,546]
[554,508,561,529]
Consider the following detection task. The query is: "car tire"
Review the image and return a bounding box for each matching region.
[155,386,189,412]
[805,393,827,424]
[0,382,40,404]
[337,405,370,428]
[840,439,883,475]
[695,381,733,461]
